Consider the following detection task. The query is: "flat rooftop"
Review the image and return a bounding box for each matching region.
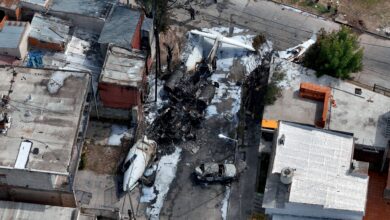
[0,21,30,49]
[98,6,141,49]
[0,67,89,173]
[100,46,145,87]
[0,200,76,219]
[29,13,71,45]
[263,121,369,213]
[264,57,390,149]
[50,0,115,19]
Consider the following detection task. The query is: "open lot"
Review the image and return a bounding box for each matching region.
[274,0,390,35]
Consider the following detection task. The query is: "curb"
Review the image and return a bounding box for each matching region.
[268,0,390,40]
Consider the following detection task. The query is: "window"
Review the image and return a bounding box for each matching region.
[0,174,7,185]
[123,154,137,171]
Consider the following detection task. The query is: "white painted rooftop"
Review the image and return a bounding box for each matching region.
[270,121,368,212]
[0,67,89,173]
[100,46,146,87]
[264,57,390,149]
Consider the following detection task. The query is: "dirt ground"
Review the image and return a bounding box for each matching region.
[81,121,130,175]
[159,25,188,67]
[82,144,126,174]
[276,0,390,35]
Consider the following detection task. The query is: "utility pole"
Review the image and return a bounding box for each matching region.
[153,0,161,102]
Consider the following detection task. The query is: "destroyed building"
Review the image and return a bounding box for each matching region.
[263,121,369,220]
[0,18,30,59]
[0,67,91,207]
[28,13,72,51]
[148,65,216,143]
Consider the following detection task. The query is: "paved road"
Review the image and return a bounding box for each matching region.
[173,0,390,88]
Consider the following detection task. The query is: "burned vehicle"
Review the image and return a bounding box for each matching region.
[194,162,237,183]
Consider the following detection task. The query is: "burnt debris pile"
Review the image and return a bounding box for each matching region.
[243,53,272,119]
[148,63,216,144]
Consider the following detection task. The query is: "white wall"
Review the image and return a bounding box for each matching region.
[266,202,364,220]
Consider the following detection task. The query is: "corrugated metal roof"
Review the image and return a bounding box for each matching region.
[98,6,141,49]
[0,21,29,49]
[29,13,71,45]
[0,201,76,220]
[50,0,115,19]
[269,121,368,212]
[100,46,145,87]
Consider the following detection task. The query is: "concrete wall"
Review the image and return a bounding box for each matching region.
[29,37,65,51]
[49,11,105,33]
[18,22,30,59]
[0,7,21,20]
[98,83,141,109]
[130,14,144,50]
[0,22,30,59]
[0,185,76,207]
[266,202,364,220]
[0,167,69,190]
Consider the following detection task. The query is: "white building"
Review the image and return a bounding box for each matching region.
[263,121,369,220]
[0,20,30,59]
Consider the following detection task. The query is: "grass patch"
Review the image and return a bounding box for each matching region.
[356,0,383,7]
[298,0,333,14]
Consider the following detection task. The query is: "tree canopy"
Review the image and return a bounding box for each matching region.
[303,27,364,79]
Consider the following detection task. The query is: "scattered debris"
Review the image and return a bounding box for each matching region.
[47,71,72,94]
[146,147,182,219]
[243,53,273,118]
[107,124,128,146]
[277,34,317,62]
[147,64,216,144]
[221,186,231,220]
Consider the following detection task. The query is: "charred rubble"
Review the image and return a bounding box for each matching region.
[243,52,273,119]
[147,62,217,144]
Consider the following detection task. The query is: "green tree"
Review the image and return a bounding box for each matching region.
[304,27,363,79]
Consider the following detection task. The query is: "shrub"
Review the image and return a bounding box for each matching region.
[304,27,363,79]
[252,34,266,51]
